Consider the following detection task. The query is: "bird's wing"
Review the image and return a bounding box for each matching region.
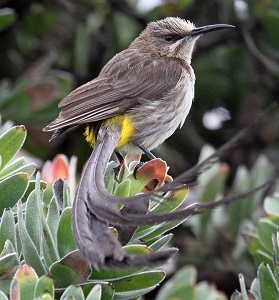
[44,53,184,131]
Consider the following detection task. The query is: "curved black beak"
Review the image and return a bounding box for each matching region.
[191,24,235,37]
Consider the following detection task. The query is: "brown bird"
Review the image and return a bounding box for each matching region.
[43,17,234,159]
[44,17,236,267]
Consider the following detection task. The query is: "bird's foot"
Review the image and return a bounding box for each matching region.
[133,161,144,179]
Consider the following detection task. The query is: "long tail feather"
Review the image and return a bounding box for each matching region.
[72,120,276,267]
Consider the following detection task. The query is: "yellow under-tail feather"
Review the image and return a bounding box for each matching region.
[84,115,135,148]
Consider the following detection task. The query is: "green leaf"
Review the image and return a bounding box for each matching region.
[0,280,11,298]
[0,172,29,216]
[157,285,195,300]
[197,145,219,185]
[155,266,197,300]
[50,250,90,287]
[0,163,35,181]
[228,166,250,234]
[123,244,151,255]
[264,196,279,217]
[254,250,273,270]
[0,125,26,171]
[17,204,47,276]
[0,157,25,179]
[40,191,60,265]
[169,265,197,285]
[61,285,84,300]
[105,161,119,193]
[96,284,114,300]
[22,180,47,203]
[147,233,173,251]
[63,179,71,208]
[50,262,79,287]
[249,234,263,256]
[15,224,22,261]
[41,238,53,268]
[83,283,114,300]
[258,263,279,299]
[90,266,143,282]
[113,271,165,299]
[133,218,186,242]
[39,174,59,267]
[199,165,227,233]
[0,208,16,252]
[237,273,249,300]
[25,190,42,252]
[133,189,190,241]
[196,281,227,300]
[90,245,149,281]
[0,8,16,31]
[0,290,8,300]
[257,218,278,254]
[275,267,279,292]
[114,179,131,197]
[11,265,38,300]
[46,197,60,246]
[0,239,17,257]
[34,275,54,298]
[0,252,20,277]
[57,207,76,258]
[41,217,60,266]
[86,284,102,300]
[250,278,261,299]
[242,155,273,219]
[153,189,188,214]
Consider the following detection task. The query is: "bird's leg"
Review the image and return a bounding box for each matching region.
[137,144,156,160]
[133,144,157,179]
[133,162,144,179]
[113,150,124,182]
[115,150,124,163]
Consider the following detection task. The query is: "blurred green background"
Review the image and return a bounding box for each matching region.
[0,0,279,297]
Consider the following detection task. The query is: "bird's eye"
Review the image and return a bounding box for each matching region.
[165,35,174,42]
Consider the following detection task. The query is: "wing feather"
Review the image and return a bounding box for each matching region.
[44,51,183,132]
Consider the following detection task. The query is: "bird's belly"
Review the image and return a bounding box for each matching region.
[127,82,194,152]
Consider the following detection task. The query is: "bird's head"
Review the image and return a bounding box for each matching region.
[131,17,234,63]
